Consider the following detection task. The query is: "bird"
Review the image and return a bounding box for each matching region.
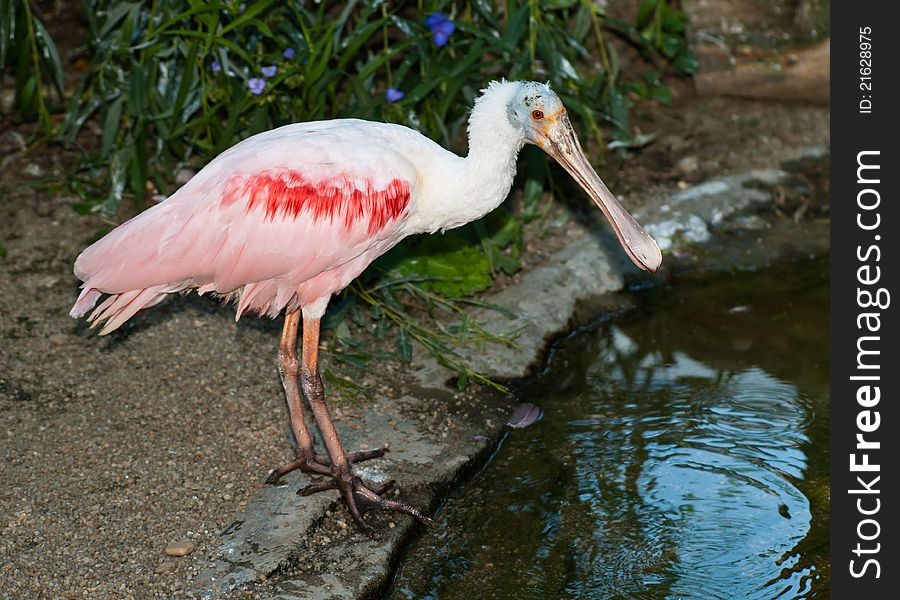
[70,80,662,532]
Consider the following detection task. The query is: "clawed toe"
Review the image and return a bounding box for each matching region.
[353,481,435,527]
[297,477,396,498]
[266,445,422,531]
[265,456,331,483]
[265,447,387,484]
[347,447,388,463]
[297,478,339,496]
[297,472,433,530]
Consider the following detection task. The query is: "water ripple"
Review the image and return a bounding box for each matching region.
[388,261,829,600]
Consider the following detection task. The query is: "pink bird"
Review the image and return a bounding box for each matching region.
[70,81,661,532]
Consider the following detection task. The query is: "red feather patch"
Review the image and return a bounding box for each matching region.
[221,169,410,234]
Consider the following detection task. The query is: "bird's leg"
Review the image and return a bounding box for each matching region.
[266,311,328,482]
[266,311,384,484]
[298,317,434,532]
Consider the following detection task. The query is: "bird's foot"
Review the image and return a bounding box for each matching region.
[298,474,435,533]
[265,447,387,484]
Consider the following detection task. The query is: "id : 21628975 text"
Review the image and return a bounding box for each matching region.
[859,27,873,114]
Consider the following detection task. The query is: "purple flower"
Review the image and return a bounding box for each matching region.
[210,59,221,73]
[248,78,266,95]
[425,12,454,46]
[283,47,296,59]
[385,87,404,102]
[424,12,446,28]
[261,65,278,78]
[433,26,453,46]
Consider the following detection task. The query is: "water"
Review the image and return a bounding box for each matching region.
[388,258,829,599]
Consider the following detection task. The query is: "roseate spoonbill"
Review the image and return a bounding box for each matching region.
[70,80,661,532]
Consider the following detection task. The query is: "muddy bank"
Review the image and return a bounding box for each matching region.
[0,98,827,599]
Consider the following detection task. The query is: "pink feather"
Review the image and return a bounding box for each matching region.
[71,124,419,333]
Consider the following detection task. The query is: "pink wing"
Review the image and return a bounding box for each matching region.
[71,122,420,334]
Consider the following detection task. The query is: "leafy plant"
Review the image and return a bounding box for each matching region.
[390,234,493,298]
[636,0,697,75]
[628,70,673,104]
[1,0,64,135]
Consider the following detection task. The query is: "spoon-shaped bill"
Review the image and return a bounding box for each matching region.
[541,115,662,273]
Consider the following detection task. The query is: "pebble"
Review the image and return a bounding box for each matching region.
[164,540,195,557]
[155,561,177,574]
[49,333,68,346]
[0,89,15,114]
[176,169,197,185]
[677,155,699,174]
[23,163,44,178]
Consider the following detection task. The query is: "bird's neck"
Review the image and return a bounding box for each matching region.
[402,81,526,235]
[410,97,524,234]
[412,140,521,236]
[463,81,526,208]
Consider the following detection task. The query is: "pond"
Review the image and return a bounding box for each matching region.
[388,257,829,599]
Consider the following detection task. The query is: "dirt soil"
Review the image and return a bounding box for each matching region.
[0,89,828,599]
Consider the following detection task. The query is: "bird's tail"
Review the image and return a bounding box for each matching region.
[68,197,194,334]
[70,284,174,335]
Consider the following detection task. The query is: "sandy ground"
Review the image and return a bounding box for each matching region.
[1,197,298,598]
[0,95,828,599]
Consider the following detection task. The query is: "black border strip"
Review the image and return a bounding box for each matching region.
[831,2,898,596]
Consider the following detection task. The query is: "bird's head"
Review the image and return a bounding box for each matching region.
[504,81,662,273]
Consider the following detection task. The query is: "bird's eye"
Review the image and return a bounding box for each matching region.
[531,110,544,120]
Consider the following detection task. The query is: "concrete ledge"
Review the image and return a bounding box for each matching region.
[197,393,508,599]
